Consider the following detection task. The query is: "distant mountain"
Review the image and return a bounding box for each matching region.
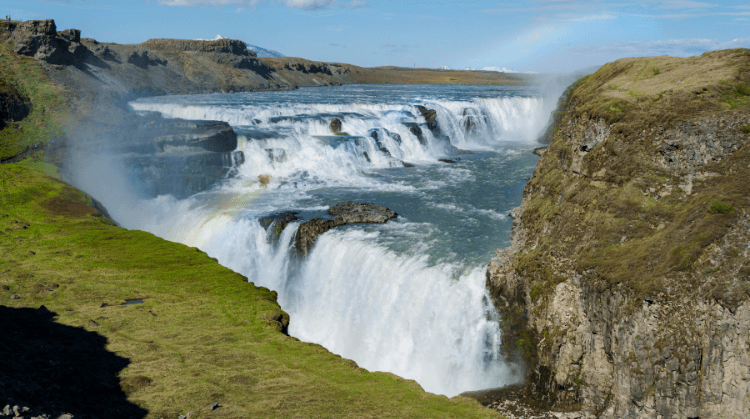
[247,45,284,58]
[194,35,284,58]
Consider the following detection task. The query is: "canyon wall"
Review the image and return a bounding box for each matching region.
[488,49,750,418]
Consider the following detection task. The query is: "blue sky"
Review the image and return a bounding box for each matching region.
[4,0,750,72]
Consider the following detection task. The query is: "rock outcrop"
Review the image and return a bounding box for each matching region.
[330,118,342,134]
[295,202,397,257]
[141,38,255,56]
[416,105,440,136]
[10,19,89,65]
[0,82,30,129]
[486,49,750,418]
[258,211,300,243]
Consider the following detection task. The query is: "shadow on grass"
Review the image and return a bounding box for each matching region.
[0,305,147,418]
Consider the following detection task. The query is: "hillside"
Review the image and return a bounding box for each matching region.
[487,49,750,418]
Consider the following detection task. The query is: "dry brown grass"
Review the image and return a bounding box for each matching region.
[570,49,750,134]
[262,57,527,86]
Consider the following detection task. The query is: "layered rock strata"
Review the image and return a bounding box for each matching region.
[486,49,750,418]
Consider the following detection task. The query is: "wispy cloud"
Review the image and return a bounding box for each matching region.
[156,0,361,10]
[560,13,617,22]
[341,0,367,8]
[655,0,716,9]
[568,37,750,57]
[41,0,94,3]
[482,0,727,19]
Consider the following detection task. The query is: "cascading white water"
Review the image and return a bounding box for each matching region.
[295,230,511,396]
[86,84,549,397]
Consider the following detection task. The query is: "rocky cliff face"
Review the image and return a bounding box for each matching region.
[487,49,750,418]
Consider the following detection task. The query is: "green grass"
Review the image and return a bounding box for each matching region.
[0,40,69,161]
[708,201,734,214]
[741,125,750,133]
[0,163,501,418]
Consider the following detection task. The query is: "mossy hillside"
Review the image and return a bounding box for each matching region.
[0,38,69,161]
[1,163,501,418]
[569,49,750,133]
[515,49,750,308]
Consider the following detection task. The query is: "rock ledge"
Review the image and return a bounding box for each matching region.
[295,202,397,257]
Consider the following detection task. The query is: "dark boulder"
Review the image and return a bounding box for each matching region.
[295,202,397,257]
[416,105,440,136]
[258,211,300,243]
[330,118,342,134]
[403,123,427,145]
[368,129,392,156]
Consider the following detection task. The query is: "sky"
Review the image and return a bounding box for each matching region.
[4,0,750,72]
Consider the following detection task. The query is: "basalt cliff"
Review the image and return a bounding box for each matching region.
[487,49,750,418]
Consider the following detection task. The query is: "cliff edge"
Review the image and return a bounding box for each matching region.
[487,49,750,418]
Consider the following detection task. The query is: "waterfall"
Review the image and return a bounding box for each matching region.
[92,85,546,397]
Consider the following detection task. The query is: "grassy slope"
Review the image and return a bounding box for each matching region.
[516,49,750,308]
[0,37,68,161]
[1,35,501,419]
